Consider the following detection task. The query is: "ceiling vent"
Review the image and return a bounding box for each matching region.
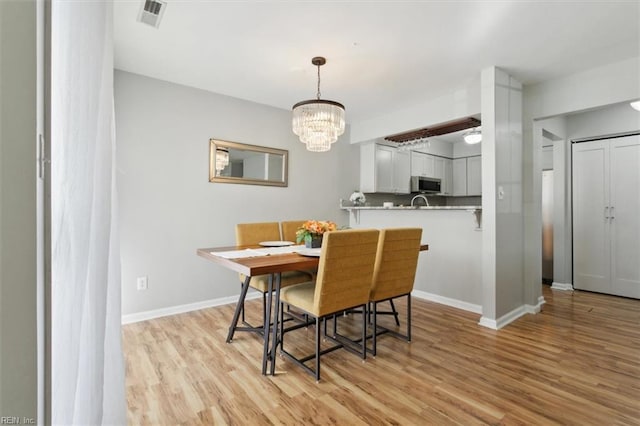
[137,0,166,29]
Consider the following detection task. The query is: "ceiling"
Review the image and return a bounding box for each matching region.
[114,1,640,126]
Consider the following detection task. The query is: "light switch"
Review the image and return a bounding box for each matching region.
[498,186,505,200]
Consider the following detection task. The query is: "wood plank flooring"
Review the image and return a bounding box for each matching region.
[123,287,640,425]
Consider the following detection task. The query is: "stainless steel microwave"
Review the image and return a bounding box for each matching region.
[411,176,441,193]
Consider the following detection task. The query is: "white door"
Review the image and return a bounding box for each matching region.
[572,140,610,293]
[609,135,640,298]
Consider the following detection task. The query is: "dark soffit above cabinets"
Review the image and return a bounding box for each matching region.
[384,117,481,143]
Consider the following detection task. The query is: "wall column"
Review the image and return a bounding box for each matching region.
[480,67,526,328]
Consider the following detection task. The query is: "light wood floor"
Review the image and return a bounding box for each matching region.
[123,286,640,425]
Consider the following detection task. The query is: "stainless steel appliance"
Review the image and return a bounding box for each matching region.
[410,176,441,193]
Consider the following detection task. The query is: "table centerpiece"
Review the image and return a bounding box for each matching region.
[296,220,337,248]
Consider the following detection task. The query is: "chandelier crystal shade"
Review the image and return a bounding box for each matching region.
[215,148,229,172]
[292,57,345,152]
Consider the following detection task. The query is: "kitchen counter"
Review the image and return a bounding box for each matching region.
[340,201,482,229]
[346,206,483,312]
[341,205,481,210]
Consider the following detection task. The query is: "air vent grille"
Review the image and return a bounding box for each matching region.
[385,117,481,143]
[137,0,166,28]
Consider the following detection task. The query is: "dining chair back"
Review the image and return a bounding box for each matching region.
[369,227,422,355]
[314,229,379,316]
[279,229,379,381]
[280,220,306,243]
[235,222,281,246]
[234,222,312,331]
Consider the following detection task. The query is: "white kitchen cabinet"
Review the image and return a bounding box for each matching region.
[410,151,434,177]
[412,152,452,195]
[433,156,444,181]
[467,156,482,196]
[393,150,411,193]
[433,156,453,195]
[452,158,467,196]
[444,158,453,195]
[452,156,481,196]
[572,135,640,299]
[360,143,410,194]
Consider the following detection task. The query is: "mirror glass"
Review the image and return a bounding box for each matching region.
[209,139,288,187]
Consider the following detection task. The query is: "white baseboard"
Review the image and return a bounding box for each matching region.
[478,304,529,330]
[121,292,261,325]
[525,295,546,314]
[412,290,482,314]
[551,282,574,291]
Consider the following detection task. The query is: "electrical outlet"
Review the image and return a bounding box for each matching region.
[136,276,148,291]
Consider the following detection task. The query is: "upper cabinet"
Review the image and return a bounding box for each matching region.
[452,158,467,196]
[411,152,452,195]
[452,156,481,196]
[467,156,482,196]
[361,143,410,194]
[411,151,435,177]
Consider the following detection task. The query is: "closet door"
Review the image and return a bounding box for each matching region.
[609,135,640,298]
[572,140,610,293]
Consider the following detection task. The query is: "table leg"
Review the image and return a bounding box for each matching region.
[261,274,274,375]
[227,275,252,343]
[269,272,282,376]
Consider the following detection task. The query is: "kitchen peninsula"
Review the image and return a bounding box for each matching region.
[341,203,483,314]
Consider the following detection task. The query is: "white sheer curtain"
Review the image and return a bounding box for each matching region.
[51,1,125,424]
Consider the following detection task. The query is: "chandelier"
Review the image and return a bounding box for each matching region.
[292,56,345,152]
[215,147,229,173]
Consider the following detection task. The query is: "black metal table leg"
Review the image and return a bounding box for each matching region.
[261,274,274,375]
[227,275,252,343]
[269,272,282,376]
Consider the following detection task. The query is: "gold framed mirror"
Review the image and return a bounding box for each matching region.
[209,139,288,187]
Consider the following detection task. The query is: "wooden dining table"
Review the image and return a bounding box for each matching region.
[197,243,429,376]
[197,245,319,375]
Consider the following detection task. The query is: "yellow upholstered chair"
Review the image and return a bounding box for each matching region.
[369,227,422,355]
[279,229,379,381]
[235,222,313,328]
[280,220,306,243]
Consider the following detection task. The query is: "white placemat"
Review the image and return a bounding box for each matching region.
[212,245,305,259]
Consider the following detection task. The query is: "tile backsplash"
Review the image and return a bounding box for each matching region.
[359,193,481,207]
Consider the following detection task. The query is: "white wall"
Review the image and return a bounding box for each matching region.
[350,76,481,143]
[522,56,640,307]
[115,71,359,316]
[412,138,454,158]
[567,101,640,140]
[0,0,38,419]
[537,103,640,289]
[525,57,640,120]
[452,140,481,158]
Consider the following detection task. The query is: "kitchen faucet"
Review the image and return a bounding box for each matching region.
[410,194,429,207]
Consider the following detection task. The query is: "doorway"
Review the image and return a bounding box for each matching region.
[541,170,554,284]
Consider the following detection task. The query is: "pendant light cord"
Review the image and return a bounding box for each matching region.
[316,64,321,100]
